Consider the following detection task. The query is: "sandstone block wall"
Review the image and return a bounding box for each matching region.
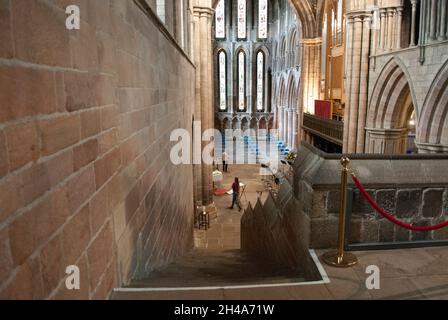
[0,0,195,299]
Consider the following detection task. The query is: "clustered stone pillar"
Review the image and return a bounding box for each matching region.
[344,12,372,154]
[300,38,322,116]
[193,2,214,207]
[410,0,418,47]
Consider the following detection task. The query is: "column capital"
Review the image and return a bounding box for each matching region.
[300,38,322,46]
[192,6,214,17]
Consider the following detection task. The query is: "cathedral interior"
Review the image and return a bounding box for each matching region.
[0,0,447,301]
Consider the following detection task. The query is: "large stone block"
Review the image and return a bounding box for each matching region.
[376,189,396,217]
[101,105,119,130]
[94,148,122,190]
[326,190,340,214]
[81,109,101,140]
[39,235,64,296]
[0,256,43,300]
[0,129,8,178]
[62,204,91,265]
[0,227,13,285]
[9,193,67,266]
[98,129,118,156]
[87,221,114,291]
[361,220,379,243]
[0,0,12,58]
[70,20,99,72]
[65,166,95,214]
[396,189,422,218]
[379,219,394,243]
[0,65,57,123]
[352,189,375,216]
[46,150,74,188]
[12,0,71,67]
[5,122,40,171]
[39,115,81,156]
[64,72,96,112]
[422,188,444,218]
[90,187,110,236]
[74,139,99,171]
[21,163,51,205]
[310,218,338,248]
[0,176,22,225]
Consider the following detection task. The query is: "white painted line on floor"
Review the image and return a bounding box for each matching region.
[113,249,331,293]
[309,249,330,284]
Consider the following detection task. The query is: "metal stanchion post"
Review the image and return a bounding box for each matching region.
[322,157,358,268]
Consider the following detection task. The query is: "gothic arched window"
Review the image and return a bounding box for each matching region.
[256,51,265,111]
[258,0,268,39]
[237,0,247,39]
[215,0,225,39]
[218,50,227,110]
[238,51,246,110]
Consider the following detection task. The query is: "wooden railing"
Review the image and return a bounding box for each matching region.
[303,113,343,146]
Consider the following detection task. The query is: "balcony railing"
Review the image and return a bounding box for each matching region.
[303,113,343,146]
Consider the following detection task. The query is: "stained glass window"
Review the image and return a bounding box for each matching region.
[218,51,226,110]
[215,0,225,39]
[256,51,264,111]
[238,51,245,110]
[237,0,246,39]
[258,0,268,39]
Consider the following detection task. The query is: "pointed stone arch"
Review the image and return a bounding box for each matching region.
[366,58,417,154]
[418,60,448,153]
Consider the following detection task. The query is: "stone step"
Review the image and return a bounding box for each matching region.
[123,249,304,289]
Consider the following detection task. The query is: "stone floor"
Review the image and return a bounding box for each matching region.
[194,165,268,250]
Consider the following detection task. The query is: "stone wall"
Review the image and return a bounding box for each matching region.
[242,141,448,269]
[295,143,448,249]
[0,0,195,299]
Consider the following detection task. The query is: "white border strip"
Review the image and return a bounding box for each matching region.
[113,249,330,293]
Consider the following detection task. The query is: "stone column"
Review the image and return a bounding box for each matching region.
[396,7,403,49]
[292,110,298,150]
[387,9,394,50]
[278,106,283,140]
[300,38,322,115]
[380,9,387,51]
[356,15,372,153]
[438,0,447,40]
[283,108,288,144]
[429,0,438,41]
[193,3,214,206]
[343,16,354,152]
[288,109,293,148]
[347,16,363,153]
[410,0,419,46]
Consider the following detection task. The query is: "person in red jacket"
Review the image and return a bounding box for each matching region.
[228,177,242,211]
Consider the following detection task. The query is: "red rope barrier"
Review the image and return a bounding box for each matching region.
[351,175,448,232]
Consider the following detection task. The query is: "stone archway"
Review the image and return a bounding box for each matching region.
[365,59,417,154]
[417,61,448,153]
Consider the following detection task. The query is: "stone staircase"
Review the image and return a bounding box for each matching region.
[111,248,305,299]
